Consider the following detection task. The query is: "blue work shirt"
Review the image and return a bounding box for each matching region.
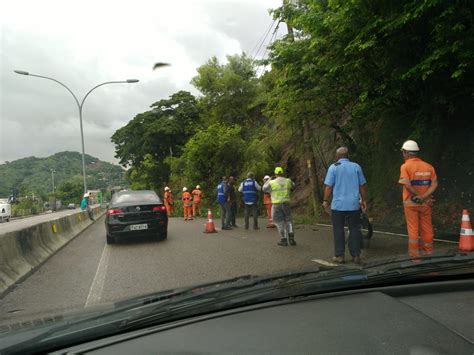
[324,158,366,211]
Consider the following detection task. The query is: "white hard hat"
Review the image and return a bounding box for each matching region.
[83,192,90,198]
[196,185,200,189]
[164,186,170,191]
[401,140,420,152]
[183,187,188,192]
[263,175,271,181]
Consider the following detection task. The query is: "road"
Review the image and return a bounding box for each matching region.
[0,209,80,234]
[0,207,96,234]
[0,216,457,325]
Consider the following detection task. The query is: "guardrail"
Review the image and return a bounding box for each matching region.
[0,207,104,295]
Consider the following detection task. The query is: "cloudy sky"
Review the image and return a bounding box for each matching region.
[0,0,285,165]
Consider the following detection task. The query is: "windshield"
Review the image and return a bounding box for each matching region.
[111,191,161,205]
[0,0,473,350]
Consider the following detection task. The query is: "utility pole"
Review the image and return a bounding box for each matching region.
[282,0,322,217]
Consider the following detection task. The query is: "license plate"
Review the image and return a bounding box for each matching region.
[130,223,148,231]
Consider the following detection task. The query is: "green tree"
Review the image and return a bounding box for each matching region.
[267,0,474,224]
[56,177,84,205]
[191,53,261,128]
[171,123,245,193]
[111,91,201,188]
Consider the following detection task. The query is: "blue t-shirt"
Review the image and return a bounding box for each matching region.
[324,158,366,211]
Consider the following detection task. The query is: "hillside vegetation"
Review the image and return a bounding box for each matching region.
[112,0,474,230]
[0,151,126,199]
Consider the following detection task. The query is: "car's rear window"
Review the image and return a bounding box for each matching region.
[112,191,161,205]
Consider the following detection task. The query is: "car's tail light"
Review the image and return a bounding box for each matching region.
[107,208,124,216]
[153,205,167,213]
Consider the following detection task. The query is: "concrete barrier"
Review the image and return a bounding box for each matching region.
[0,207,104,295]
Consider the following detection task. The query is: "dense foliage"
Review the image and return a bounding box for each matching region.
[113,1,473,229]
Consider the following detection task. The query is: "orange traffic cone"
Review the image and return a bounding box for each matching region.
[458,209,474,252]
[203,208,217,233]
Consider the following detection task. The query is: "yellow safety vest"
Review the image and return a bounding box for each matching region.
[269,179,292,204]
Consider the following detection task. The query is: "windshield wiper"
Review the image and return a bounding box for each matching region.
[119,267,367,331]
[363,253,474,274]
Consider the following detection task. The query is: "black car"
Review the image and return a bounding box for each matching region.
[105,190,168,244]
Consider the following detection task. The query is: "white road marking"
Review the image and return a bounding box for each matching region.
[316,223,458,244]
[85,243,110,307]
[312,259,338,267]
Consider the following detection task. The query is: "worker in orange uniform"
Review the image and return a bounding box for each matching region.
[399,140,438,258]
[163,187,174,217]
[262,175,275,228]
[181,187,193,221]
[191,185,204,218]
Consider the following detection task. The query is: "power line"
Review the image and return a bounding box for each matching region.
[257,22,281,76]
[251,19,278,60]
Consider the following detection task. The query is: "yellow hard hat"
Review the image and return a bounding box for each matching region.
[274,167,284,175]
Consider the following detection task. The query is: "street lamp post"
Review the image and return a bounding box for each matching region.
[14,70,139,194]
[51,169,56,211]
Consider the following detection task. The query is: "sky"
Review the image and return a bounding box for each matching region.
[0,0,285,165]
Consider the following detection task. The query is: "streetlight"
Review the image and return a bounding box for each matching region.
[51,169,56,211]
[14,70,139,194]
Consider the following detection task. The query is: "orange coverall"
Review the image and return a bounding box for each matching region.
[191,189,203,217]
[399,157,437,257]
[164,191,174,217]
[182,191,193,220]
[263,192,274,227]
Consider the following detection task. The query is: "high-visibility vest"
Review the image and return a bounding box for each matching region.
[217,182,226,204]
[269,179,292,204]
[242,178,258,204]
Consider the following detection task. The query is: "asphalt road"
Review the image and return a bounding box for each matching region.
[0,209,82,234]
[0,215,457,325]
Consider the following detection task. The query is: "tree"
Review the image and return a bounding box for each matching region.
[111,91,201,188]
[191,54,260,128]
[267,0,474,222]
[56,177,83,204]
[171,123,245,193]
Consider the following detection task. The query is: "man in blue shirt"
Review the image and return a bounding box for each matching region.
[323,147,367,264]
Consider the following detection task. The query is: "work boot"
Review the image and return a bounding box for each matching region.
[277,238,288,246]
[253,226,259,230]
[332,256,345,264]
[288,233,296,246]
[352,256,361,264]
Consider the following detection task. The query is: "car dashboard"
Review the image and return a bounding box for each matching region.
[57,278,474,354]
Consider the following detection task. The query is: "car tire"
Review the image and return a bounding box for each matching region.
[106,233,115,244]
[160,230,168,240]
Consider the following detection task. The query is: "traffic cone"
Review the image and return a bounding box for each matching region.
[458,209,474,252]
[203,208,217,233]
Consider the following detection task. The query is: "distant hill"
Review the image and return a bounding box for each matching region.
[0,151,127,197]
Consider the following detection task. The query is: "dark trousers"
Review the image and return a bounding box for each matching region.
[244,203,258,229]
[331,210,362,257]
[220,203,230,228]
[230,202,237,226]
